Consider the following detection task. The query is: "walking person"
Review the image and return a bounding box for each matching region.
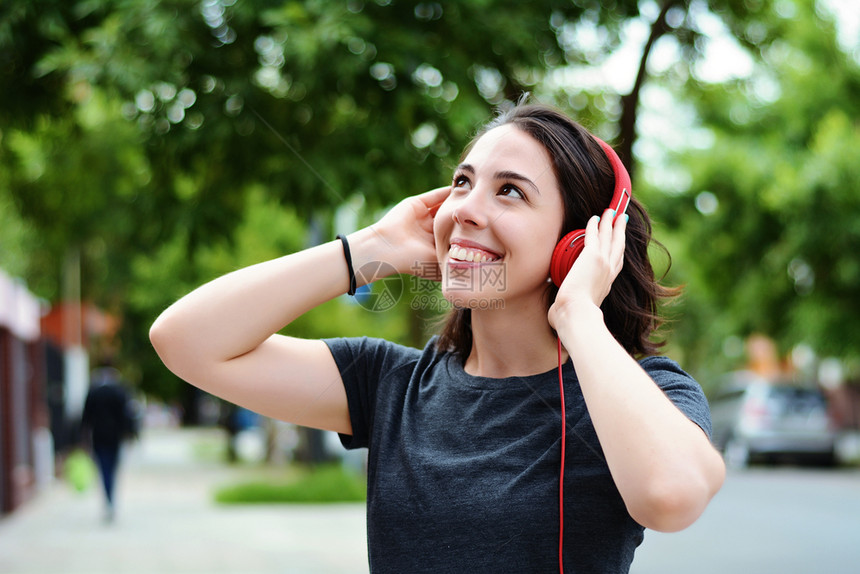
[150,102,725,572]
[81,364,138,522]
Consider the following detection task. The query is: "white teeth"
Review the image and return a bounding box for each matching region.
[448,245,497,263]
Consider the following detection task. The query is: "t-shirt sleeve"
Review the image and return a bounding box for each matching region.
[323,336,418,450]
[640,356,713,438]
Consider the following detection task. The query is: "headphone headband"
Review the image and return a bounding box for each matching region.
[593,137,632,217]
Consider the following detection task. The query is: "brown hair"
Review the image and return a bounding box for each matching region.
[435,103,678,359]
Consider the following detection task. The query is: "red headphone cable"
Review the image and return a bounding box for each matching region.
[557,337,566,573]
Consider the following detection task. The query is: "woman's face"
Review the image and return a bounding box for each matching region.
[434,124,565,308]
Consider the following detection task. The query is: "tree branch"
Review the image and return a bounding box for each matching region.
[619,0,686,181]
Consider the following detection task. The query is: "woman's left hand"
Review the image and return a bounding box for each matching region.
[548,209,627,329]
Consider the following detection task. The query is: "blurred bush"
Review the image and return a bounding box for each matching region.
[213,463,366,504]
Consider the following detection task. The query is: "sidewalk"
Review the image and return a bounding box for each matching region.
[0,427,369,574]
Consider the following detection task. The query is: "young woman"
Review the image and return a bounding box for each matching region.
[150,103,725,573]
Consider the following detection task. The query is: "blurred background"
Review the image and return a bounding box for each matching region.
[1,0,859,571]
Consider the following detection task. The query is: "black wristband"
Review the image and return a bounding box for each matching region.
[336,234,357,296]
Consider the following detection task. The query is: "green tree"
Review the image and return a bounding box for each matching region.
[650,0,860,383]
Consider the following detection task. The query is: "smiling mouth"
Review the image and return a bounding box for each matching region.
[447,244,502,263]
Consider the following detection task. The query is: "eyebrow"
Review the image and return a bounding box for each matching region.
[455,163,541,195]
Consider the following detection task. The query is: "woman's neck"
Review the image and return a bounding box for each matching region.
[464,299,567,378]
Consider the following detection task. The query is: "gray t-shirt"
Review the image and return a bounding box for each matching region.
[324,336,712,573]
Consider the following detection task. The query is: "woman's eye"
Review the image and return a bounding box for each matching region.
[499,185,524,199]
[452,175,470,189]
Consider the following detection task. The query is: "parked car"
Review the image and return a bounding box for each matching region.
[709,371,837,468]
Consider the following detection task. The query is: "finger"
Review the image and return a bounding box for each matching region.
[610,212,628,269]
[420,186,452,216]
[582,214,601,248]
[598,209,616,254]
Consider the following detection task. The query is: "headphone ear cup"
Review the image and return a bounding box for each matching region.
[550,229,586,287]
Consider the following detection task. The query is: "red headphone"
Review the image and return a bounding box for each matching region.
[549,137,632,287]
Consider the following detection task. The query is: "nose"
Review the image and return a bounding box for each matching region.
[451,189,490,228]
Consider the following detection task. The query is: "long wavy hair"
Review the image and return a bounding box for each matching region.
[435,103,679,359]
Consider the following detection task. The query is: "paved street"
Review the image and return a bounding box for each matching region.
[0,427,369,574]
[632,466,860,574]
[2,426,859,573]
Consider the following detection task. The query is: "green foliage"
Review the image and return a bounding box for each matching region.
[0,187,36,280]
[4,0,858,399]
[3,94,151,301]
[214,463,366,504]
[649,0,860,383]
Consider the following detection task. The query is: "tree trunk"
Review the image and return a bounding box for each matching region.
[618,0,686,180]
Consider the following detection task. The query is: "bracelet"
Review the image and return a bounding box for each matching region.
[336,234,357,296]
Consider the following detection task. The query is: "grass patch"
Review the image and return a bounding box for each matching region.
[214,464,367,504]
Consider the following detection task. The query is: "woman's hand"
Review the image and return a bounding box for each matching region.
[356,186,451,278]
[548,209,627,329]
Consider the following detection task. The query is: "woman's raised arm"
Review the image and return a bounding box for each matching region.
[549,211,725,532]
[149,186,450,434]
